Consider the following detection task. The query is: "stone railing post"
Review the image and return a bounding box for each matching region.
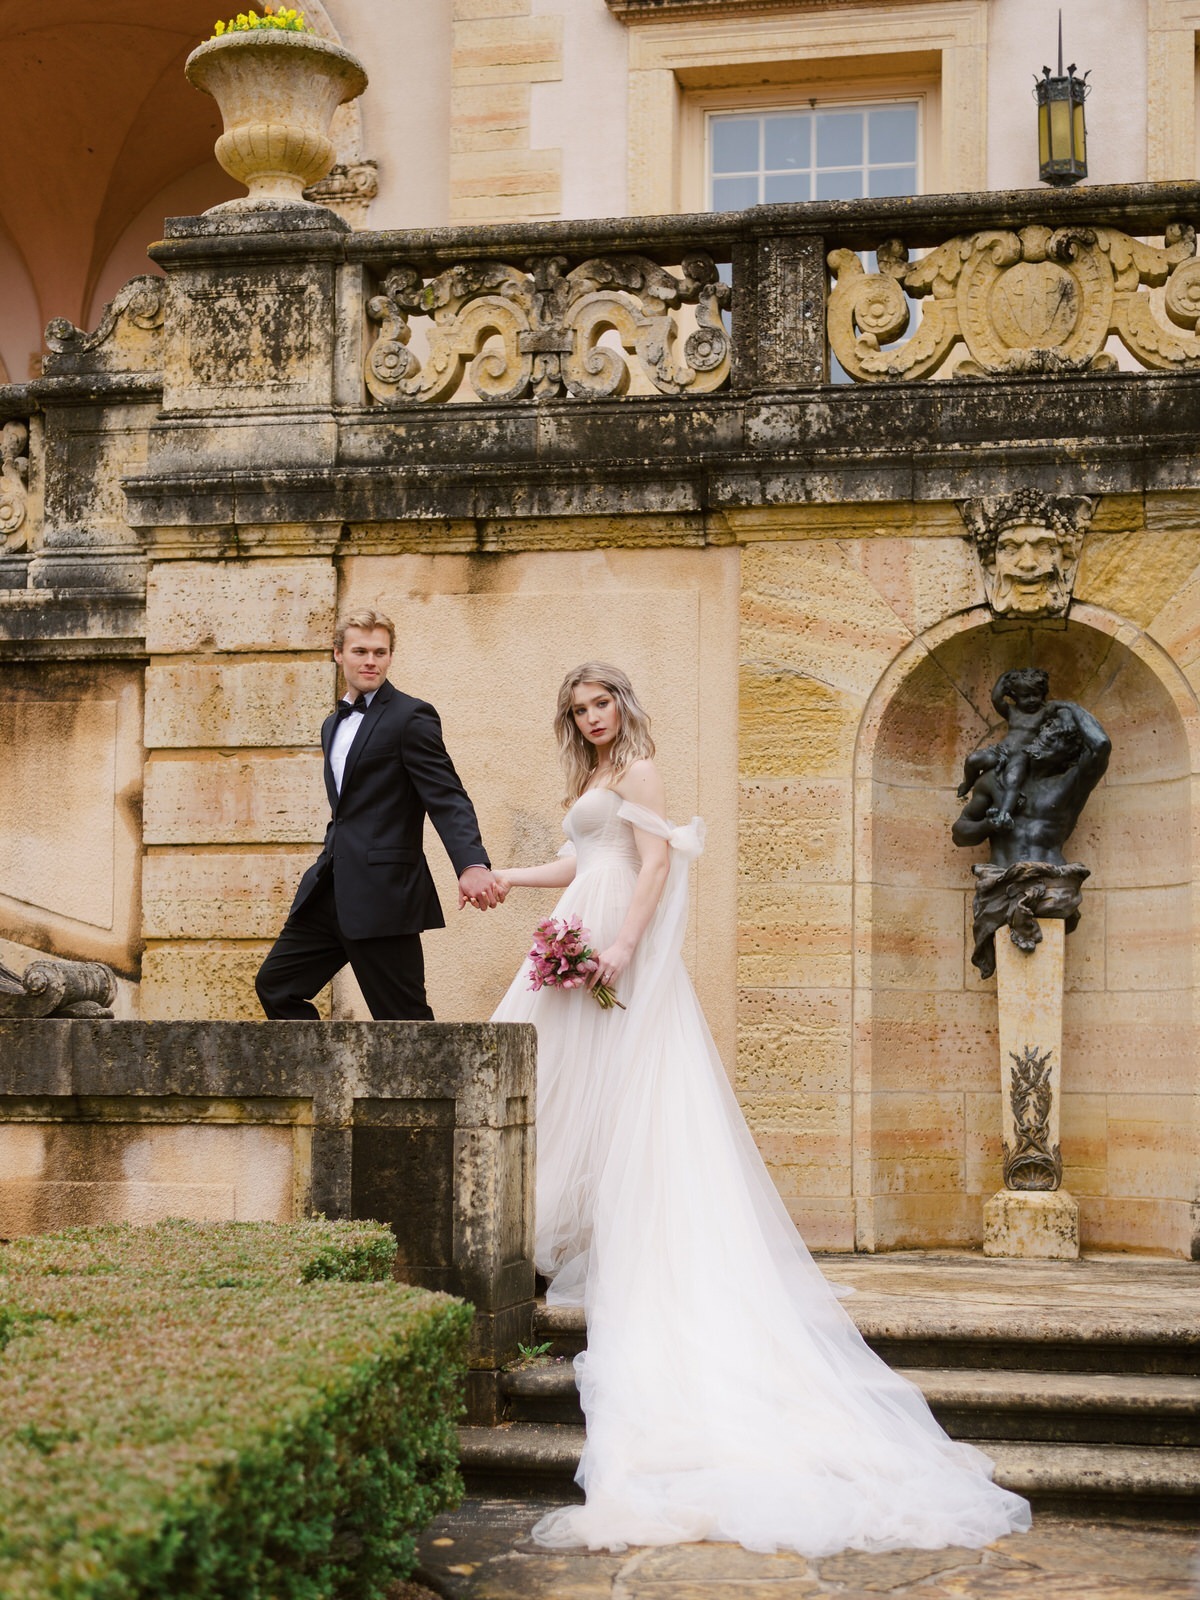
[731,228,826,391]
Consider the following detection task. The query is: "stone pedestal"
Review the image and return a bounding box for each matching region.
[983,917,1080,1259]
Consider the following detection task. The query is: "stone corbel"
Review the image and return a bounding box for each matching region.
[303,159,379,229]
[0,420,29,551]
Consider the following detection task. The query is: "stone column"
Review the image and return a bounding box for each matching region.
[983,918,1080,1258]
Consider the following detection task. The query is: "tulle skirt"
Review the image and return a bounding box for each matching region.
[492,852,1031,1556]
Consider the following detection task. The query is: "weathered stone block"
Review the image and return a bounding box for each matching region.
[984,1189,1080,1260]
[142,850,310,940]
[141,946,296,1022]
[451,15,562,86]
[145,558,336,654]
[736,884,853,990]
[0,697,117,928]
[143,752,326,844]
[0,1122,296,1234]
[735,987,852,1096]
[738,663,861,780]
[163,263,338,412]
[738,778,852,885]
[741,542,912,699]
[1076,523,1200,627]
[145,659,333,749]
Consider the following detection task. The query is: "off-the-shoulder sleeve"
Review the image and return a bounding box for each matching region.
[557,838,577,858]
[617,800,705,861]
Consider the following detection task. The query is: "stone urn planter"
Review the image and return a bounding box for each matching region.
[185,30,367,210]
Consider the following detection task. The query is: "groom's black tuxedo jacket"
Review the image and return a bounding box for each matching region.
[289,679,489,941]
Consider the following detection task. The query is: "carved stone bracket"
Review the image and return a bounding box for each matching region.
[304,158,378,228]
[364,252,731,403]
[0,420,29,551]
[828,222,1200,380]
[0,958,117,1019]
[1003,1044,1063,1192]
[43,275,166,375]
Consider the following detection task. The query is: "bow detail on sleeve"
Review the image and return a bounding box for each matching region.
[617,800,706,862]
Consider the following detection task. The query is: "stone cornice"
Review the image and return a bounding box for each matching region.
[605,0,964,20]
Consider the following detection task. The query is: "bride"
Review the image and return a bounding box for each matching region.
[490,662,1031,1557]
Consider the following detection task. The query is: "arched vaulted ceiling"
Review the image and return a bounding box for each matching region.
[0,0,348,380]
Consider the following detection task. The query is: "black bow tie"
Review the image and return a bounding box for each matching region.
[335,695,368,720]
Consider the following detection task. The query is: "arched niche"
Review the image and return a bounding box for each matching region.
[0,0,363,381]
[852,605,1199,1258]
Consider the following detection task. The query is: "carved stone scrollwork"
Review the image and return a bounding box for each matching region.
[45,275,165,356]
[0,420,29,551]
[1003,1045,1063,1192]
[827,222,1200,380]
[303,158,378,227]
[364,252,731,403]
[0,957,117,1019]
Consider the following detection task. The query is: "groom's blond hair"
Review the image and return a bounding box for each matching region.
[334,609,396,651]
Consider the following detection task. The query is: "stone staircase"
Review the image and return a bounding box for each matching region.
[460,1253,1200,1518]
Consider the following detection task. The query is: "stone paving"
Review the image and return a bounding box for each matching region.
[415,1499,1200,1599]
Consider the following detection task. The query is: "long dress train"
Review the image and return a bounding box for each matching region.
[490,788,1031,1556]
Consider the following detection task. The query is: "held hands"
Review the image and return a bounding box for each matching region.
[458,865,508,911]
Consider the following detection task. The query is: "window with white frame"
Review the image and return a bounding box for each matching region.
[708,102,920,210]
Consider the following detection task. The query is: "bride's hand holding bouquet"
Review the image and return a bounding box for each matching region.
[528,915,626,1010]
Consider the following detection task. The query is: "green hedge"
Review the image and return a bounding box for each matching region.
[0,1219,472,1600]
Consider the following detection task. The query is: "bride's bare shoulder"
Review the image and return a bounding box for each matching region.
[615,759,666,815]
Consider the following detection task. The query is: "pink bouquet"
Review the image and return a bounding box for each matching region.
[527,915,625,1010]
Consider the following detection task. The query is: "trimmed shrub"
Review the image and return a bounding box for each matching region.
[0,1219,471,1600]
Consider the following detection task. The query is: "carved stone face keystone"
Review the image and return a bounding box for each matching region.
[959,493,1096,620]
[991,521,1074,617]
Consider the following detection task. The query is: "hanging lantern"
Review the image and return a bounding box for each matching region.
[1035,13,1089,186]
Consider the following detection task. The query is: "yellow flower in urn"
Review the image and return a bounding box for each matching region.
[209,5,308,35]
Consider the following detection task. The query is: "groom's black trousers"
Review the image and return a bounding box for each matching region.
[255,872,435,1021]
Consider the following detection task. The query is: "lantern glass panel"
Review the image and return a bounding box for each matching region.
[1050,97,1070,161]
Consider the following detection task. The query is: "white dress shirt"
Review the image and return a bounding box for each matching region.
[330,688,376,794]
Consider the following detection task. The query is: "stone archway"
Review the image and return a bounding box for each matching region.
[852,605,1199,1257]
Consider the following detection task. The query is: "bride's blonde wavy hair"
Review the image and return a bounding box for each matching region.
[556,662,655,806]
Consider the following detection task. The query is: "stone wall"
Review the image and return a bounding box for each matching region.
[2,185,1199,1258]
[732,499,1200,1258]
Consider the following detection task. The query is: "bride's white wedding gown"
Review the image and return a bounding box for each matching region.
[490,788,1031,1556]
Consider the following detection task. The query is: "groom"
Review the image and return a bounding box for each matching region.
[255,608,502,1021]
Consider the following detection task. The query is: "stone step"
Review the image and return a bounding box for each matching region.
[459,1423,586,1500]
[501,1359,1200,1447]
[906,1368,1200,1447]
[981,1440,1200,1518]
[460,1424,1200,1518]
[533,1299,1200,1375]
